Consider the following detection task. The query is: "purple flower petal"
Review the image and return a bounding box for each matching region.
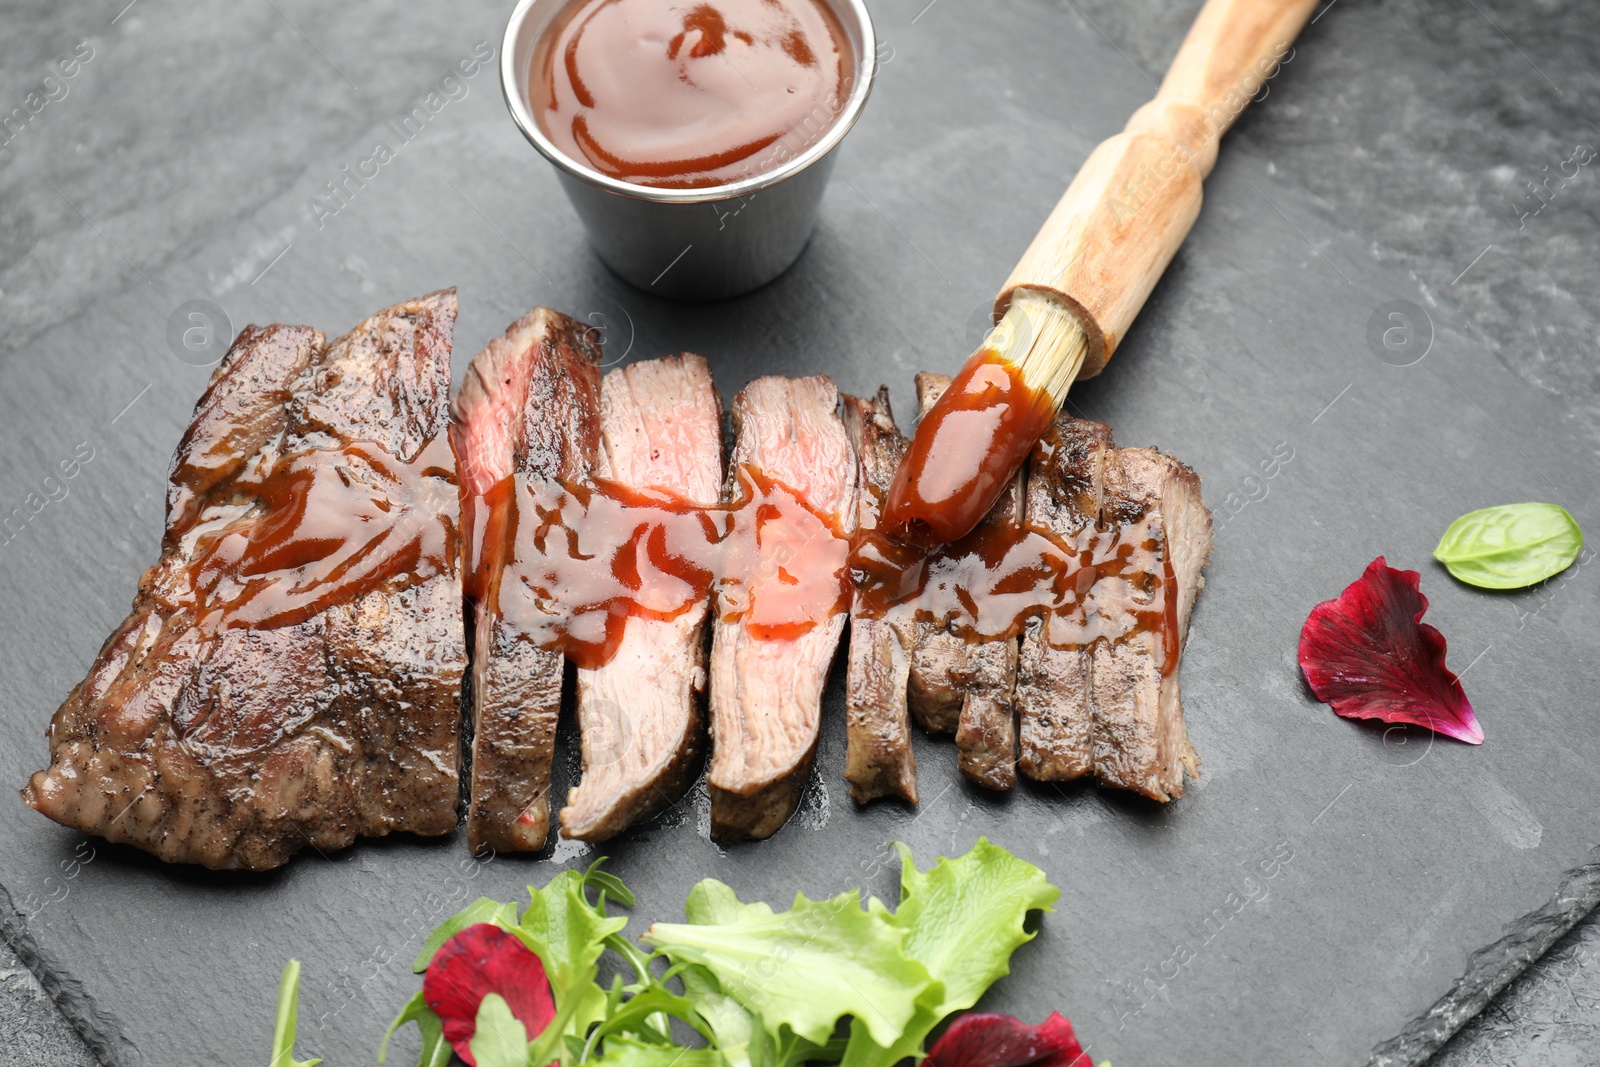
[1299,557,1482,744]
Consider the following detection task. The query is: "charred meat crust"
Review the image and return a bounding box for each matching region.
[1086,448,1208,801]
[23,291,465,871]
[166,324,324,537]
[561,355,723,842]
[840,388,918,806]
[1015,412,1210,802]
[452,307,603,854]
[1016,417,1113,783]
[708,375,856,842]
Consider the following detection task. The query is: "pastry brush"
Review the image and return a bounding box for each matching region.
[883,0,1322,542]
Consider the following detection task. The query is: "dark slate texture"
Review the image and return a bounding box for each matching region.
[0,1,1597,1065]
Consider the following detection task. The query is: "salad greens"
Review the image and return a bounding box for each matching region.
[839,841,1061,1067]
[270,959,321,1067]
[471,996,532,1067]
[643,884,930,1047]
[307,839,1060,1067]
[1434,502,1584,589]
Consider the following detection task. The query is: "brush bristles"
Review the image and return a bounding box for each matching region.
[987,290,1088,404]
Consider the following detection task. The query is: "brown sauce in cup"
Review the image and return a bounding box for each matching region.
[531,0,853,188]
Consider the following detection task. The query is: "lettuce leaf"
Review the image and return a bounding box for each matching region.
[679,963,763,1067]
[470,994,530,1067]
[592,1037,726,1067]
[295,841,1061,1067]
[839,838,1060,1067]
[644,886,933,1047]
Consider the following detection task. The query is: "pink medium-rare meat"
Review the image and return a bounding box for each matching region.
[560,354,722,842]
[708,375,857,841]
[23,291,465,870]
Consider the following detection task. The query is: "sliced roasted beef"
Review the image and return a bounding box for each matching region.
[907,373,1020,791]
[451,308,602,854]
[559,355,721,842]
[23,291,465,870]
[840,388,917,805]
[1085,447,1209,801]
[165,324,323,535]
[903,384,965,735]
[708,375,856,841]
[1015,417,1114,782]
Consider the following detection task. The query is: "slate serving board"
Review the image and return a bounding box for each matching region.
[1,1,1596,1065]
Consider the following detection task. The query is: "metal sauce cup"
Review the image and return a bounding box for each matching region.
[501,0,876,300]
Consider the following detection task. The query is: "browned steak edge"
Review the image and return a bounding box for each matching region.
[841,387,918,806]
[453,307,602,854]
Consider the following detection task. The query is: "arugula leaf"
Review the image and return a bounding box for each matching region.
[470,994,531,1067]
[514,870,630,1066]
[588,984,712,1050]
[839,838,1060,1067]
[1434,502,1584,589]
[378,991,453,1067]
[413,897,522,972]
[269,959,322,1067]
[644,887,932,1047]
[585,857,638,908]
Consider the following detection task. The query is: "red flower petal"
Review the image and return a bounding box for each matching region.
[925,1012,1090,1067]
[422,923,556,1066]
[1299,556,1482,744]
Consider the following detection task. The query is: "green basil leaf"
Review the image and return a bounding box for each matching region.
[1434,503,1584,589]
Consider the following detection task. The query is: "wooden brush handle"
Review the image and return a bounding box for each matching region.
[996,0,1319,378]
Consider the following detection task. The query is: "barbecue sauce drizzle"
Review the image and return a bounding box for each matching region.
[165,427,1177,677]
[849,510,1180,673]
[465,465,851,670]
[166,435,460,632]
[461,441,1177,674]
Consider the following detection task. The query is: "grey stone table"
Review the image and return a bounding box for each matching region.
[1,0,1596,1064]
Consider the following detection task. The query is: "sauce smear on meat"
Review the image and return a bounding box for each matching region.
[849,523,1179,673]
[195,423,1175,676]
[463,465,850,670]
[171,436,459,632]
[458,444,1179,673]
